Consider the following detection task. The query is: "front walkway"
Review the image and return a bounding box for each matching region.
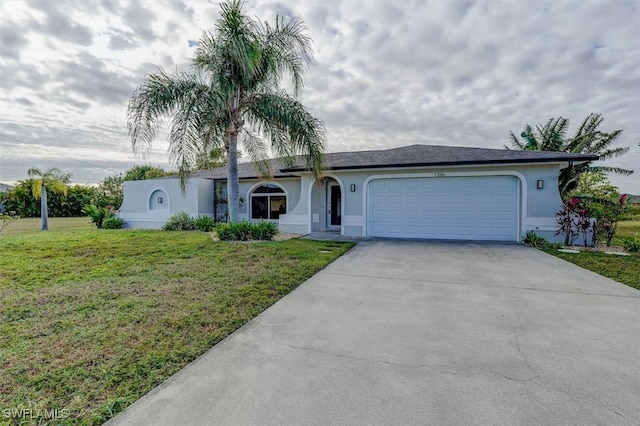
[108,241,640,425]
[301,230,364,242]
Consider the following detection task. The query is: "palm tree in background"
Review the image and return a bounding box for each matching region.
[127,0,325,222]
[27,167,70,230]
[508,113,633,197]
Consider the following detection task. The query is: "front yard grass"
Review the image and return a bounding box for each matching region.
[0,226,354,424]
[543,248,640,290]
[543,219,640,291]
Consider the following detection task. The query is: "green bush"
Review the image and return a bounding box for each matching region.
[84,205,123,229]
[215,221,279,241]
[162,212,196,231]
[252,221,279,241]
[194,215,215,232]
[621,236,640,253]
[619,204,640,221]
[522,231,557,249]
[228,221,253,241]
[84,205,109,229]
[103,216,125,229]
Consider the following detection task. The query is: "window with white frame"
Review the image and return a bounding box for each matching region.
[250,184,286,220]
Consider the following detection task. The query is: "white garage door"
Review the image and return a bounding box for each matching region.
[368,176,519,241]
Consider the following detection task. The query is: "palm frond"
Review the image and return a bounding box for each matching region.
[245,91,325,179]
[128,71,203,155]
[260,16,313,96]
[241,129,273,178]
[589,165,634,176]
[508,130,528,150]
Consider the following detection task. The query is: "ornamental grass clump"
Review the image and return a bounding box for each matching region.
[215,221,278,241]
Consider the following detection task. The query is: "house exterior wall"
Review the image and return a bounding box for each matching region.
[119,162,568,242]
[280,163,566,241]
[119,178,214,229]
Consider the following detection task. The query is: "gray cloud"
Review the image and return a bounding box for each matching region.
[121,1,158,42]
[27,0,93,46]
[1,0,638,192]
[0,21,29,60]
[107,28,140,51]
[54,53,137,106]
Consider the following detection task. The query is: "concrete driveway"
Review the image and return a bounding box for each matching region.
[108,241,640,426]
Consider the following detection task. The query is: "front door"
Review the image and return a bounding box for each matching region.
[328,183,341,228]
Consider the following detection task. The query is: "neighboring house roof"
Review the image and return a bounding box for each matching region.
[0,183,15,192]
[193,144,598,179]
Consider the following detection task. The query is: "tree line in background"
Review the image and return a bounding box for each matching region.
[0,165,171,218]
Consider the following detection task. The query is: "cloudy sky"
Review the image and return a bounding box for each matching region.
[1,0,638,192]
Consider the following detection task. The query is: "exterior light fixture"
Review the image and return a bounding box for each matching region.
[350,184,356,192]
[536,180,544,190]
[157,197,163,203]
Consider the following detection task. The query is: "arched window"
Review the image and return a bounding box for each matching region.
[250,184,286,220]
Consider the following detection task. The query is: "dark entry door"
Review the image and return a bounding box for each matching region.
[329,184,341,227]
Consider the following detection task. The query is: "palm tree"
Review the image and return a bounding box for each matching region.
[27,167,70,230]
[127,0,325,222]
[508,113,633,197]
[508,117,569,152]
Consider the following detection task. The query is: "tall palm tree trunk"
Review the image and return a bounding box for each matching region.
[227,135,240,223]
[41,184,48,230]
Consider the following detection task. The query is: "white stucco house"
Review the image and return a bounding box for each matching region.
[119,144,597,242]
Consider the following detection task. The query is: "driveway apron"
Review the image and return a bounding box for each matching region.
[107,240,640,426]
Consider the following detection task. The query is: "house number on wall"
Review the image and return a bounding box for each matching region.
[434,172,446,177]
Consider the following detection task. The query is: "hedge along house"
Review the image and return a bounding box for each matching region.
[118,144,597,242]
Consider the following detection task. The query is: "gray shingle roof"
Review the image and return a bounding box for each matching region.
[191,144,598,179]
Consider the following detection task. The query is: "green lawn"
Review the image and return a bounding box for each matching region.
[544,219,640,290]
[543,249,640,290]
[0,222,354,425]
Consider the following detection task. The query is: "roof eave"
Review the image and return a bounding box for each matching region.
[282,156,599,173]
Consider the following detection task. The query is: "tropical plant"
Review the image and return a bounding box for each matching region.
[127,0,325,223]
[569,171,619,200]
[193,147,228,171]
[84,205,109,229]
[3,182,94,218]
[522,231,556,249]
[93,174,124,209]
[194,215,215,232]
[599,194,628,247]
[84,205,120,229]
[27,168,71,230]
[508,113,634,197]
[162,212,197,231]
[214,220,278,241]
[123,165,170,181]
[555,198,581,246]
[621,235,640,253]
[102,216,125,229]
[251,220,279,240]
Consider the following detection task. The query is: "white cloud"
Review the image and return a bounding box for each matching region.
[0,0,638,192]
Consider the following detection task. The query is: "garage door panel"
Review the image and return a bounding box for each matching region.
[368,176,518,241]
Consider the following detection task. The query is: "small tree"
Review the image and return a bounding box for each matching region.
[123,165,170,181]
[93,174,124,209]
[27,168,70,230]
[600,194,628,247]
[555,198,580,246]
